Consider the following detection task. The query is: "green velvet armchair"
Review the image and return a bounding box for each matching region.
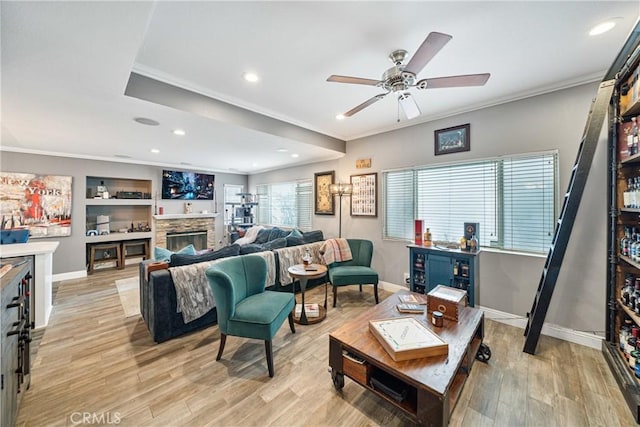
[205,255,295,377]
[327,239,379,307]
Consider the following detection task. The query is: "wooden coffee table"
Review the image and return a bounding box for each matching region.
[287,263,328,325]
[328,289,484,426]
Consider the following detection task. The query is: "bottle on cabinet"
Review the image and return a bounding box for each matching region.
[460,236,467,251]
[423,228,433,247]
[469,234,478,252]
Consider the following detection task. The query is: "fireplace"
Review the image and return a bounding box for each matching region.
[153,213,217,250]
[167,230,207,251]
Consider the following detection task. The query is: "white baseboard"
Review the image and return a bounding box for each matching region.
[380,282,603,350]
[479,305,604,350]
[380,281,405,293]
[53,270,86,282]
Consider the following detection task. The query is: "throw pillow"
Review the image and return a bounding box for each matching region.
[302,230,324,243]
[254,228,272,244]
[169,244,240,267]
[154,244,196,262]
[288,228,303,238]
[285,228,305,247]
[267,227,284,242]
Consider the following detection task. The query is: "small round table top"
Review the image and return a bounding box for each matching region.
[287,263,328,280]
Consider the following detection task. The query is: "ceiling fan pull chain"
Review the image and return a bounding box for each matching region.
[397,98,400,123]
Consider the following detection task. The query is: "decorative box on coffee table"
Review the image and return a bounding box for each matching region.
[427,285,468,322]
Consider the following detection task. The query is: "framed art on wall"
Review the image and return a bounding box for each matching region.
[435,123,470,155]
[350,172,377,217]
[0,172,73,238]
[314,170,335,215]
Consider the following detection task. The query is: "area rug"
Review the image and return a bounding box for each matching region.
[115,276,140,317]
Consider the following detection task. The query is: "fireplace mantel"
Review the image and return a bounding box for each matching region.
[153,213,219,220]
[152,214,217,249]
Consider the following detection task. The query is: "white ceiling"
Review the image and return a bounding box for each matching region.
[2,1,639,174]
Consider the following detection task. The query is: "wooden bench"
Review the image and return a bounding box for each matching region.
[88,243,122,275]
[122,240,150,264]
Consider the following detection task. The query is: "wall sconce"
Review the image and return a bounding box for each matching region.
[329,183,352,238]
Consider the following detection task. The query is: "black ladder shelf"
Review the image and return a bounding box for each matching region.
[523,79,615,355]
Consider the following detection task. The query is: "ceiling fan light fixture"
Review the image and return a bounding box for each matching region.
[398,93,421,120]
[336,114,345,120]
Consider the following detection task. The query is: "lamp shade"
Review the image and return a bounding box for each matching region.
[398,92,421,120]
[330,183,353,196]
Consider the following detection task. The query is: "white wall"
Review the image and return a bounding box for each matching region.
[250,81,606,336]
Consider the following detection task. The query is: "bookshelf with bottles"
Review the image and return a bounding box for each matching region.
[604,36,640,422]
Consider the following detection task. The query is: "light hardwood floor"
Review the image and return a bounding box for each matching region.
[16,265,637,426]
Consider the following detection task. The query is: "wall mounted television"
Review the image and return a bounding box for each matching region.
[161,170,215,200]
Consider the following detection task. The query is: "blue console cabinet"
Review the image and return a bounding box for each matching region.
[407,245,480,307]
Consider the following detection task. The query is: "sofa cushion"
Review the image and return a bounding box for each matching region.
[240,244,267,255]
[254,228,272,244]
[262,237,287,250]
[169,244,240,267]
[154,244,196,262]
[268,227,289,241]
[302,230,324,244]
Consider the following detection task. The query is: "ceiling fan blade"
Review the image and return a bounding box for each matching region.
[417,73,491,89]
[404,32,452,75]
[343,93,387,117]
[327,75,381,86]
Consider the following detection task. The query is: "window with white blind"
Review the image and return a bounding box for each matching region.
[256,179,312,230]
[383,151,558,253]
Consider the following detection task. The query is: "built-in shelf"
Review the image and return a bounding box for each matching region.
[85,199,153,206]
[84,231,153,243]
[620,152,640,165]
[153,213,219,220]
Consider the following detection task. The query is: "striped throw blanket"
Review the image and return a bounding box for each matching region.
[169,251,276,323]
[321,238,352,265]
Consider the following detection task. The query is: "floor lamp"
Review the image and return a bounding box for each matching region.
[329,182,352,238]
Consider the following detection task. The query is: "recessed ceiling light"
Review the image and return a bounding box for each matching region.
[277,148,288,153]
[150,148,160,154]
[243,72,259,83]
[336,114,345,120]
[252,162,258,167]
[173,129,186,136]
[134,117,159,126]
[589,20,617,36]
[291,153,299,158]
[180,162,191,165]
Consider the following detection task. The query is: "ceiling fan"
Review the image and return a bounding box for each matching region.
[327,32,490,120]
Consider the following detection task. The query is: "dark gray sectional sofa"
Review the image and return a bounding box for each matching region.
[139,229,325,343]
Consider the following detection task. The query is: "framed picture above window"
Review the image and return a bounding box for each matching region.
[435,123,470,155]
[314,170,335,215]
[350,172,377,217]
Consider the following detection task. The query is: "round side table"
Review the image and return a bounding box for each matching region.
[287,263,328,325]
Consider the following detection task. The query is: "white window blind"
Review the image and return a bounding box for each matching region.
[383,152,558,253]
[384,169,415,240]
[295,180,313,230]
[256,179,312,230]
[416,161,497,246]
